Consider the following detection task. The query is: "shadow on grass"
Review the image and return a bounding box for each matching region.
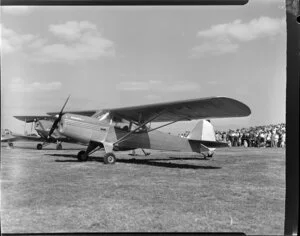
[117,158,221,169]
[2,146,83,150]
[46,153,221,170]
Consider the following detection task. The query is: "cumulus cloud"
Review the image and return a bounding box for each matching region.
[192,39,239,57]
[116,80,200,92]
[2,6,34,15]
[49,21,97,41]
[33,21,115,62]
[9,78,62,92]
[192,16,285,57]
[1,24,37,54]
[1,21,115,62]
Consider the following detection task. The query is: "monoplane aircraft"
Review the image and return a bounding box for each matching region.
[46,96,251,164]
[11,97,97,150]
[1,128,42,147]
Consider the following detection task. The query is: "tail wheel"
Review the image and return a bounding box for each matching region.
[77,150,88,162]
[103,152,116,164]
[207,152,214,158]
[56,143,62,150]
[37,143,43,150]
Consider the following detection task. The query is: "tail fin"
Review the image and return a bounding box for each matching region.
[187,120,216,141]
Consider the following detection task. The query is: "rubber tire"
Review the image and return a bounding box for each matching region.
[8,143,14,148]
[77,150,88,162]
[103,152,116,164]
[207,153,214,158]
[37,143,43,150]
[56,143,62,150]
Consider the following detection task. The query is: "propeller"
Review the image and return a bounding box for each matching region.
[47,95,70,140]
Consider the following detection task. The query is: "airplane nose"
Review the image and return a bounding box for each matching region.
[59,114,66,133]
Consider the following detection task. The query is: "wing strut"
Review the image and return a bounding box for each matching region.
[113,110,166,146]
[147,118,182,133]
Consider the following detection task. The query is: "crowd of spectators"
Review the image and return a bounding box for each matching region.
[215,123,286,148]
[178,123,286,148]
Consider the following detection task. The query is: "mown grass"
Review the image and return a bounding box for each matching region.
[1,143,285,234]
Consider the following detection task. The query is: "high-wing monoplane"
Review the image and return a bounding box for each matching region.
[47,96,251,164]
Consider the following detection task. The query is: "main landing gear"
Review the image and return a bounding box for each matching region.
[8,142,14,148]
[77,141,117,164]
[77,150,116,164]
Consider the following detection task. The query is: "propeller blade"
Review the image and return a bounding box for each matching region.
[47,95,70,140]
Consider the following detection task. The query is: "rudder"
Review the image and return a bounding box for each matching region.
[187,120,216,141]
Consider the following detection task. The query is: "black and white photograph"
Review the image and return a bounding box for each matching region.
[1,0,289,234]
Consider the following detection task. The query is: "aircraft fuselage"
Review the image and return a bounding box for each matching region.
[59,113,203,153]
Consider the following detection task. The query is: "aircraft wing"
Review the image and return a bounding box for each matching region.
[47,110,98,117]
[14,115,54,123]
[1,133,43,142]
[103,97,251,122]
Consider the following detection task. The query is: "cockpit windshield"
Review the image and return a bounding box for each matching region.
[93,111,150,132]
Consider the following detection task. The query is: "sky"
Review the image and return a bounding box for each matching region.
[1,0,286,135]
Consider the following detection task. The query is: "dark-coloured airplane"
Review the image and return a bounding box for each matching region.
[46,96,251,164]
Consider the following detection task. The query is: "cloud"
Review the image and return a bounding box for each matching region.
[197,17,285,41]
[192,16,285,57]
[0,24,38,54]
[49,21,97,41]
[1,21,115,62]
[2,6,34,15]
[191,39,239,57]
[8,78,62,92]
[116,80,200,92]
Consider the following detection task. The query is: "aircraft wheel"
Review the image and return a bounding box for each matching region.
[77,150,88,162]
[103,152,116,164]
[207,152,214,158]
[8,143,14,148]
[56,143,62,150]
[37,143,43,150]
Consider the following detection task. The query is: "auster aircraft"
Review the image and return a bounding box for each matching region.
[46,96,251,164]
[11,97,97,150]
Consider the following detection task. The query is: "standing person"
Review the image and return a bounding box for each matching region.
[222,132,227,142]
[233,131,237,147]
[271,129,276,147]
[281,131,286,148]
[259,132,265,147]
[274,132,279,148]
[266,131,271,147]
[238,132,242,147]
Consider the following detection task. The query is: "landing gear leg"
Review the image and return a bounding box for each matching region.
[56,141,62,150]
[77,141,101,162]
[202,151,214,160]
[141,149,150,156]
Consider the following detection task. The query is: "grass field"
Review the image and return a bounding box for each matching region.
[1,142,285,234]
